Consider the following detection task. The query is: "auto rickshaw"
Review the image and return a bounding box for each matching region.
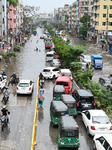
[58,116,80,149]
[61,94,77,117]
[53,85,65,101]
[50,101,68,126]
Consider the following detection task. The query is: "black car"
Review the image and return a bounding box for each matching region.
[72,89,95,112]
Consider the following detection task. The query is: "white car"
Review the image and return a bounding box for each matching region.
[0,75,7,93]
[50,59,61,68]
[16,79,34,95]
[60,69,73,81]
[82,110,112,136]
[46,51,55,62]
[42,67,61,79]
[80,54,91,64]
[93,134,112,150]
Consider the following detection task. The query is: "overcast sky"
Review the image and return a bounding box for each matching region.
[23,0,75,13]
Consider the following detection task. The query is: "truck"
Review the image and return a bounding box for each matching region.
[91,55,103,69]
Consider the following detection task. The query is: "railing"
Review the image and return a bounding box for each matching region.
[31,76,39,150]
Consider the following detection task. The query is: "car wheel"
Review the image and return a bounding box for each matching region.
[87,127,90,136]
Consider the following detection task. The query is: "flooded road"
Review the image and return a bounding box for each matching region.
[0,28,94,150]
[70,37,112,83]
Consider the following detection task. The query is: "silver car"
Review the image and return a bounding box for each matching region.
[50,59,61,68]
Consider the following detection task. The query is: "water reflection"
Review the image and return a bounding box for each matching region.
[49,122,58,145]
[38,109,44,123]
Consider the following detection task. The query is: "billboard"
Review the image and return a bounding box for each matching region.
[61,16,65,22]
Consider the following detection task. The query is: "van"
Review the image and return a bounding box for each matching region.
[58,116,80,149]
[50,101,68,126]
[61,94,77,116]
[55,76,72,94]
[46,51,55,61]
[72,89,95,112]
[53,85,65,101]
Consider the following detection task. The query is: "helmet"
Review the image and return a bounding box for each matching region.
[40,72,42,74]
[3,105,6,109]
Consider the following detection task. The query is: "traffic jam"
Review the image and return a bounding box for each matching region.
[38,27,112,150]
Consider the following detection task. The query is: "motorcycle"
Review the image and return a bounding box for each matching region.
[1,116,8,132]
[39,77,44,88]
[8,77,19,86]
[3,93,9,105]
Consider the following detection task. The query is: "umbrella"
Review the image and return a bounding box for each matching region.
[100,39,105,41]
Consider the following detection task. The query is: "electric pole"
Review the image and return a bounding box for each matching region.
[106,5,108,50]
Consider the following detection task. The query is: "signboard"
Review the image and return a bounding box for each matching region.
[61,16,65,22]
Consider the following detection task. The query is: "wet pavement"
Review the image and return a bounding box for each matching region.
[0,28,95,150]
[70,37,112,83]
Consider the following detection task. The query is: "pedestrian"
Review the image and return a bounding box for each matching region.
[39,86,44,95]
[36,40,38,43]
[38,92,45,109]
[102,44,104,49]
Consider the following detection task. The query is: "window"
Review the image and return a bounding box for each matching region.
[110,6,112,9]
[109,14,112,18]
[10,9,12,11]
[85,7,88,11]
[104,5,107,9]
[98,137,105,144]
[2,6,4,12]
[82,2,84,5]
[84,13,88,15]
[85,111,90,120]
[91,2,93,5]
[3,18,4,24]
[103,14,106,17]
[103,140,110,149]
[109,22,112,26]
[102,22,106,26]
[85,1,88,5]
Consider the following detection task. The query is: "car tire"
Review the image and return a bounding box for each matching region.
[87,127,90,136]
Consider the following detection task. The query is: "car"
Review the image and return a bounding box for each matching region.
[99,77,111,89]
[49,47,56,52]
[16,79,34,94]
[81,62,87,72]
[72,89,95,112]
[46,51,55,62]
[42,67,61,79]
[40,35,44,39]
[80,54,91,64]
[0,75,7,93]
[93,134,112,150]
[50,59,61,68]
[81,109,112,136]
[60,69,73,81]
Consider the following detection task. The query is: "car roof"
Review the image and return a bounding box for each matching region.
[53,85,65,92]
[62,94,76,103]
[88,109,107,116]
[51,101,68,111]
[60,116,78,130]
[77,89,93,96]
[61,69,71,73]
[56,76,71,82]
[43,67,57,70]
[19,80,31,83]
[100,77,111,81]
[52,59,60,61]
[46,51,54,54]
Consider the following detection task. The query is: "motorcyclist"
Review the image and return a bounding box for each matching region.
[2,85,10,102]
[39,72,44,80]
[10,72,17,84]
[0,105,10,124]
[2,71,6,76]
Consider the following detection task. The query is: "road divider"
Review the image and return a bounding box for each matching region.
[31,76,39,150]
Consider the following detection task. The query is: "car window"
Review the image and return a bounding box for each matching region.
[53,68,60,72]
[46,54,53,57]
[98,136,105,144]
[19,83,29,87]
[92,116,110,124]
[62,72,71,77]
[108,146,112,150]
[56,82,68,86]
[43,69,50,72]
[85,111,90,120]
[103,139,110,150]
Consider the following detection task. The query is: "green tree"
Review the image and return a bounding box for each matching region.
[79,15,91,37]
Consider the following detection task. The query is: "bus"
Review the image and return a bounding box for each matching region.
[45,38,53,49]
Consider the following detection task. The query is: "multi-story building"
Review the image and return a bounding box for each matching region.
[20,1,23,27]
[9,4,17,35]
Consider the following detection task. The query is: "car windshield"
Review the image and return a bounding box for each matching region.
[95,60,102,64]
[46,54,53,57]
[61,130,78,137]
[56,82,68,86]
[105,79,111,84]
[19,83,29,87]
[67,103,75,108]
[92,116,110,124]
[43,69,50,72]
[53,59,59,63]
[62,72,71,77]
[84,56,90,59]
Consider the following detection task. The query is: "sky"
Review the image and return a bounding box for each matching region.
[23,0,75,13]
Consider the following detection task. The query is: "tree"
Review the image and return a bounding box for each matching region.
[79,15,91,37]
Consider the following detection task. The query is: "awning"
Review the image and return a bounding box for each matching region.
[100,39,105,41]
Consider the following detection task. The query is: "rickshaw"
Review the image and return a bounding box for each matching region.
[50,101,68,126]
[53,85,65,101]
[61,94,77,117]
[58,116,80,149]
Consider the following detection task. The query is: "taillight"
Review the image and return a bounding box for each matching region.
[50,72,52,74]
[75,139,78,143]
[95,147,97,150]
[29,87,31,90]
[59,63,61,64]
[93,101,95,107]
[53,63,54,64]
[99,78,101,81]
[17,87,18,90]
[60,138,64,143]
[110,126,112,130]
[77,101,79,107]
[91,126,95,130]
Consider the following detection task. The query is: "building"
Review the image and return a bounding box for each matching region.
[38,13,51,21]
[20,1,23,27]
